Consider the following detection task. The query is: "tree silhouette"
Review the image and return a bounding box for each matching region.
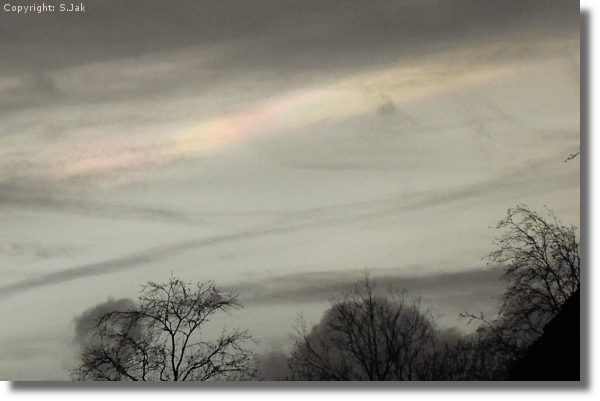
[71,277,255,381]
[462,205,580,378]
[287,276,436,380]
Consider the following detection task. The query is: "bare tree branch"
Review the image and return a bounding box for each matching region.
[71,276,256,381]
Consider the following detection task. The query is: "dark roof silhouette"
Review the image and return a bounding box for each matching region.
[508,288,580,381]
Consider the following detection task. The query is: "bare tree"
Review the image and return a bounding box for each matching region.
[287,276,436,381]
[71,277,256,381]
[491,205,579,335]
[462,205,580,377]
[415,328,474,381]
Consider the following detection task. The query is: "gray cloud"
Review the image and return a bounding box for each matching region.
[0,0,579,181]
[233,267,502,308]
[0,1,579,69]
[73,297,135,350]
[0,0,579,113]
[0,180,201,225]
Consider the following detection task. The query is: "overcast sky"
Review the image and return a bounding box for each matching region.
[0,0,579,380]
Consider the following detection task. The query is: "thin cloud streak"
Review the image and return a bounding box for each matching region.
[234,267,502,306]
[0,181,201,225]
[0,155,576,299]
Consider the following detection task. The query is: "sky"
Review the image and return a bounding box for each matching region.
[0,0,580,381]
